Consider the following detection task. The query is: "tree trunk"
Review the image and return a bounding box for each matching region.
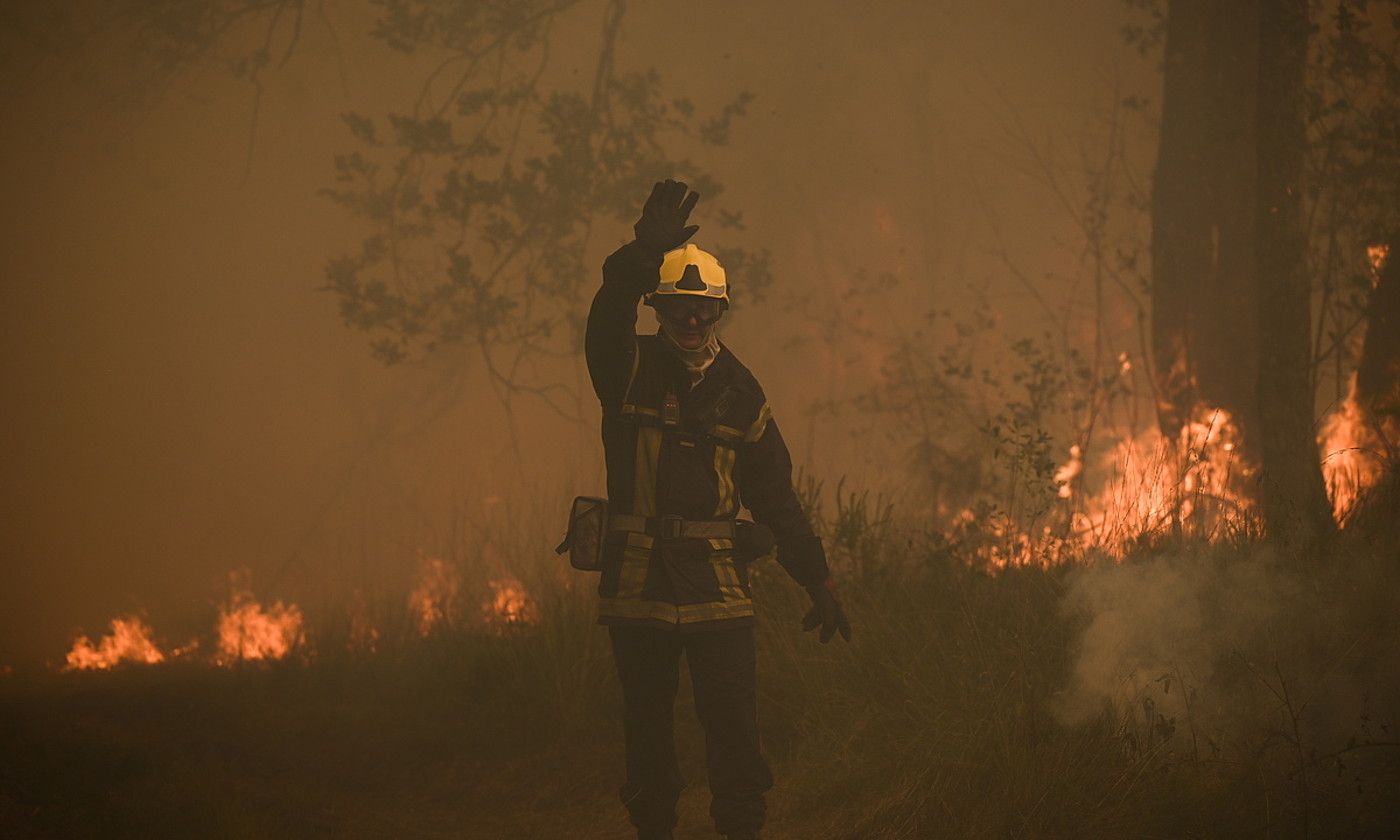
[1151,0,1213,434]
[1255,0,1334,548]
[1344,244,1400,529]
[1151,0,1260,441]
[1355,245,1400,413]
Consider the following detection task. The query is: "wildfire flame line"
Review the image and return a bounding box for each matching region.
[1318,376,1394,525]
[63,559,544,672]
[216,587,305,664]
[983,405,1261,569]
[64,617,165,671]
[407,555,538,637]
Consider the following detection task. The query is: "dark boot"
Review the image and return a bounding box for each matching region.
[725,832,760,840]
[637,831,673,840]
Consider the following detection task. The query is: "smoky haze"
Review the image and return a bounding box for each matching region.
[0,0,1154,665]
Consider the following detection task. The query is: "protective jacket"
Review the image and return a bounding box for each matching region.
[586,240,829,631]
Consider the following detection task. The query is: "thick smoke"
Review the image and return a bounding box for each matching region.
[0,0,1158,664]
[1057,540,1400,773]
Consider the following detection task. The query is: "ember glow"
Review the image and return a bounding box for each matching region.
[946,407,1259,570]
[1060,406,1258,558]
[65,617,165,671]
[215,577,306,664]
[483,577,538,629]
[1318,377,1394,524]
[1053,444,1083,499]
[409,557,538,634]
[409,555,460,637]
[1368,243,1390,278]
[57,557,547,671]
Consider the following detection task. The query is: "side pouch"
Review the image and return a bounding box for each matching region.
[554,496,609,571]
[734,519,776,562]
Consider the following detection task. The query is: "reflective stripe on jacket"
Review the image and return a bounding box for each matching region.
[585,241,829,632]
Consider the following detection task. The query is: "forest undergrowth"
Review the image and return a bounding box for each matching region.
[2,477,1399,839]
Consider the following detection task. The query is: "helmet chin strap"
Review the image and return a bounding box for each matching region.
[658,320,720,387]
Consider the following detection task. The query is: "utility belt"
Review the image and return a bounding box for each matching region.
[555,497,773,572]
[607,514,735,541]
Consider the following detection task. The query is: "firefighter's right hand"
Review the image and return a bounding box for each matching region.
[802,578,852,643]
[634,179,700,255]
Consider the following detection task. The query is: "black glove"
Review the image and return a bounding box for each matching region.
[634,179,700,256]
[801,578,852,643]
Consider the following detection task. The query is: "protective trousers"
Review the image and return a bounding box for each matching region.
[610,625,773,835]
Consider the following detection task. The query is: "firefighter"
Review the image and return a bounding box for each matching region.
[585,180,851,840]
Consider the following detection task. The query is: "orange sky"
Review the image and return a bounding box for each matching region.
[0,0,1157,664]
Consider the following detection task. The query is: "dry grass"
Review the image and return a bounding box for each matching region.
[2,490,1398,838]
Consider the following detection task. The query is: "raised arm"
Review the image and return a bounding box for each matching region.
[586,243,658,409]
[584,180,701,410]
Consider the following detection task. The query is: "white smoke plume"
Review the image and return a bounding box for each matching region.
[1057,541,1400,772]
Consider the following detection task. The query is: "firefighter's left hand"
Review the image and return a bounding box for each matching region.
[802,578,852,643]
[634,179,701,255]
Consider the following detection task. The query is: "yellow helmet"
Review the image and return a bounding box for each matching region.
[648,243,728,307]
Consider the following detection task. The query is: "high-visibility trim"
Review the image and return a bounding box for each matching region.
[622,337,641,401]
[632,426,662,517]
[622,422,661,597]
[713,444,737,517]
[621,403,660,419]
[710,554,746,603]
[711,424,744,442]
[599,594,754,625]
[615,543,651,600]
[743,402,772,442]
[677,598,754,622]
[599,597,754,625]
[601,597,756,624]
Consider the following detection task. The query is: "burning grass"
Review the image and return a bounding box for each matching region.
[63,617,165,671]
[53,561,543,677]
[8,484,1398,838]
[15,407,1400,837]
[1319,377,1398,525]
[1061,405,1260,555]
[49,389,1389,680]
[215,583,305,665]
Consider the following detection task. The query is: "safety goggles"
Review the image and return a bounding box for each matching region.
[654,299,724,327]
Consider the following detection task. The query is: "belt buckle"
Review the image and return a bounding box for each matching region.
[659,514,684,541]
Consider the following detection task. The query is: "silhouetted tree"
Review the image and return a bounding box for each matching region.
[1355,248,1399,411]
[317,0,764,422]
[1307,1,1400,402]
[1255,0,1334,546]
[1150,0,1260,440]
[1148,0,1398,540]
[1,0,764,421]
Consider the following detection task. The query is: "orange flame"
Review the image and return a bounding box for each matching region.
[216,577,305,664]
[482,577,537,630]
[1318,377,1392,524]
[408,556,460,637]
[953,508,1074,570]
[1053,444,1083,499]
[1367,243,1390,278]
[1055,405,1258,559]
[65,617,165,670]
